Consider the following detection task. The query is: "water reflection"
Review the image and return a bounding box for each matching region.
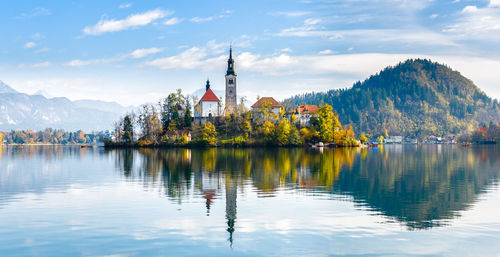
[107,145,500,236]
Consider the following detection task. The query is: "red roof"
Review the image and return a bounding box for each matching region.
[297,104,318,114]
[251,97,282,108]
[200,88,220,102]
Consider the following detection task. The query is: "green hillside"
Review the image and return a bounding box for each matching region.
[283,59,500,138]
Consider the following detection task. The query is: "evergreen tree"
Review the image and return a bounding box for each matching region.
[122,114,134,143]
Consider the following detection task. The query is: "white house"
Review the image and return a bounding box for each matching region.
[195,80,221,118]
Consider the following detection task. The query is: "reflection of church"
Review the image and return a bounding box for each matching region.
[199,172,237,246]
[195,46,237,118]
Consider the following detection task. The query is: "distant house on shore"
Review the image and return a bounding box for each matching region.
[195,80,221,118]
[384,136,403,144]
[251,97,282,122]
[295,104,318,127]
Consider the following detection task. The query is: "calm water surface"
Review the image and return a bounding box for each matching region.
[0,145,499,256]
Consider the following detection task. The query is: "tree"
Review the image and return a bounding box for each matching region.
[377,136,384,144]
[360,133,369,143]
[139,104,162,143]
[122,114,134,143]
[160,89,186,132]
[0,132,3,145]
[316,104,342,142]
[241,120,252,138]
[198,122,218,146]
[276,119,292,146]
[288,127,303,146]
[184,98,192,128]
[259,121,275,143]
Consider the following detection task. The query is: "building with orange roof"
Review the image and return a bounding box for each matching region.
[251,97,282,122]
[296,104,319,127]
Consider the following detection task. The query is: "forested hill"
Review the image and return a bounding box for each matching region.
[283,59,500,138]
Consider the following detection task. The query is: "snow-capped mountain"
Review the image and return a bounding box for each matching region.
[0,81,129,131]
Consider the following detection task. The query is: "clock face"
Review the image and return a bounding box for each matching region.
[228,79,234,84]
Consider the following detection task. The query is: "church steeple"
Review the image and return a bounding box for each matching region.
[226,45,235,76]
[225,45,237,113]
[206,79,210,91]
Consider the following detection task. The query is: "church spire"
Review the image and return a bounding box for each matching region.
[226,45,235,76]
[206,79,210,91]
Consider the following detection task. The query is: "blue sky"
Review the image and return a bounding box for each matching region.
[1,0,500,105]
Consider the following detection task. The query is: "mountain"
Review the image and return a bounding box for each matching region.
[0,81,17,94]
[283,59,500,138]
[0,80,129,131]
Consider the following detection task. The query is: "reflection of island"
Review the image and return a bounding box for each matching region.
[112,146,500,235]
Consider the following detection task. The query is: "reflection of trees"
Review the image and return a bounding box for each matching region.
[112,146,500,233]
[334,145,500,229]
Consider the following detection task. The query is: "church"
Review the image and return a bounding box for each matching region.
[195,46,237,118]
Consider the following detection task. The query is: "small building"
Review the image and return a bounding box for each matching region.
[295,104,318,127]
[195,80,221,118]
[251,97,282,122]
[384,136,403,144]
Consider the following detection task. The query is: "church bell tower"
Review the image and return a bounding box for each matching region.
[225,46,237,113]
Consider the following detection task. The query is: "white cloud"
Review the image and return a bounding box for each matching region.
[130,48,162,58]
[145,40,231,70]
[490,0,500,7]
[65,47,162,67]
[31,61,52,68]
[190,16,214,23]
[164,17,182,25]
[119,3,132,9]
[268,11,311,17]
[189,10,232,23]
[24,42,36,48]
[278,24,458,47]
[65,59,95,67]
[319,49,333,55]
[83,9,170,35]
[145,47,225,70]
[444,4,500,39]
[430,14,438,19]
[462,5,478,13]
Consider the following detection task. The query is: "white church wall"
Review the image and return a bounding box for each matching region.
[201,101,219,117]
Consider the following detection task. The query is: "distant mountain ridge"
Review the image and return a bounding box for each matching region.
[283,59,500,138]
[0,81,130,131]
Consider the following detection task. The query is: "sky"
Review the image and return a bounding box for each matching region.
[1,0,500,106]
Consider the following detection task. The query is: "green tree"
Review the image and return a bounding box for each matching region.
[377,136,384,144]
[289,127,303,146]
[184,99,192,128]
[122,114,134,143]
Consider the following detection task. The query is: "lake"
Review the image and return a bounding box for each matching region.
[0,145,499,256]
